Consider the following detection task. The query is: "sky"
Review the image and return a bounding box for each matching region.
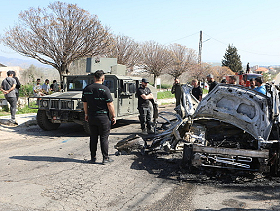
[1,0,280,66]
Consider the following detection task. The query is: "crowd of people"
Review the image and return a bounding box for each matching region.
[33,78,60,97]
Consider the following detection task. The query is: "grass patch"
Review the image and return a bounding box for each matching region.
[157,91,174,99]
[0,103,37,117]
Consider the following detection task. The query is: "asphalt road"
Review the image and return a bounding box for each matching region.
[1,104,280,211]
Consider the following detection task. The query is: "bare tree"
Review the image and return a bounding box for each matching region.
[140,41,172,86]
[190,63,211,81]
[105,35,140,70]
[1,1,112,81]
[167,43,197,79]
[212,66,234,82]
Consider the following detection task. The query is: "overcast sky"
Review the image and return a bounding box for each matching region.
[1,0,280,66]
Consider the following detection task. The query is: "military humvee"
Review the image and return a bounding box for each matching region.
[28,58,157,134]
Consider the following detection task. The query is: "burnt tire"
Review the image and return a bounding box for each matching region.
[37,110,60,131]
[83,120,91,135]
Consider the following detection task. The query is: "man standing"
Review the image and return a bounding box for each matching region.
[254,77,266,95]
[42,79,50,95]
[191,79,203,101]
[11,71,21,100]
[82,70,116,164]
[228,76,237,85]
[50,80,60,92]
[171,78,182,106]
[136,78,154,134]
[206,74,218,92]
[0,71,17,124]
[250,78,256,89]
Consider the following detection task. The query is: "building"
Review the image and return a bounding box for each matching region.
[0,65,23,81]
[255,67,269,74]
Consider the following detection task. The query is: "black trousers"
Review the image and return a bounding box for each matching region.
[138,106,152,130]
[88,115,111,160]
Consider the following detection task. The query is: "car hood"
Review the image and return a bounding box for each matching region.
[192,84,273,141]
[42,91,82,99]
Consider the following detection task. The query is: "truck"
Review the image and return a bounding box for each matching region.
[225,72,262,87]
[28,58,157,134]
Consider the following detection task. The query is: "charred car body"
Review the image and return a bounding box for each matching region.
[28,58,157,133]
[179,83,280,175]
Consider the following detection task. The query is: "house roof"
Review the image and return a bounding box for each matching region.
[255,67,268,72]
[0,63,6,67]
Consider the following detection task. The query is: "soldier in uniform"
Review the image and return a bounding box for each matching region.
[136,78,154,134]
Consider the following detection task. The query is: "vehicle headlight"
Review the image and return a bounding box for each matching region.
[67,101,73,109]
[42,101,48,107]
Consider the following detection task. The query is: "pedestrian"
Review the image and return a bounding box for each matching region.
[82,70,116,164]
[171,78,182,106]
[250,78,256,89]
[220,79,227,84]
[136,78,154,134]
[206,74,218,92]
[191,79,203,101]
[0,70,18,124]
[50,80,60,92]
[11,71,21,100]
[42,79,50,95]
[228,76,237,85]
[254,77,266,95]
[33,78,44,97]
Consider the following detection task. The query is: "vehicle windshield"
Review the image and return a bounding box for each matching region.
[67,78,89,91]
[247,74,261,81]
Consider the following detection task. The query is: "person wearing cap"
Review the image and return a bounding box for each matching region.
[0,70,17,124]
[42,79,50,94]
[171,78,182,106]
[136,78,154,134]
[206,74,218,92]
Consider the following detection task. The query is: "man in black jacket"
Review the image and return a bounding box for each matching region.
[207,74,218,92]
[136,78,154,134]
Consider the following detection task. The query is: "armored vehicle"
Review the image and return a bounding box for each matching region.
[28,58,157,134]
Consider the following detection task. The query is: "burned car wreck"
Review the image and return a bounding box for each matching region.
[180,83,280,175]
[114,82,280,175]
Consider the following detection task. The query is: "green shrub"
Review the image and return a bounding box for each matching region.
[19,84,34,97]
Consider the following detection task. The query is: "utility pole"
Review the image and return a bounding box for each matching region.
[198,30,202,65]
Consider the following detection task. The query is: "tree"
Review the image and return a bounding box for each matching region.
[104,35,140,70]
[1,1,112,81]
[167,43,197,79]
[211,66,234,82]
[140,41,172,86]
[190,62,212,81]
[222,44,242,73]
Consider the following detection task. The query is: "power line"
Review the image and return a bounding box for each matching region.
[203,32,280,57]
[164,31,200,45]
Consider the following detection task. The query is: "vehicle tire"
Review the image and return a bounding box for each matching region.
[37,110,60,131]
[83,120,91,135]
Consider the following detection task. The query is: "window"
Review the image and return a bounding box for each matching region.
[67,78,88,91]
[103,79,114,92]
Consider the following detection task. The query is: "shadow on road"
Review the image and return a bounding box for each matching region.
[9,155,84,163]
[130,151,181,181]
